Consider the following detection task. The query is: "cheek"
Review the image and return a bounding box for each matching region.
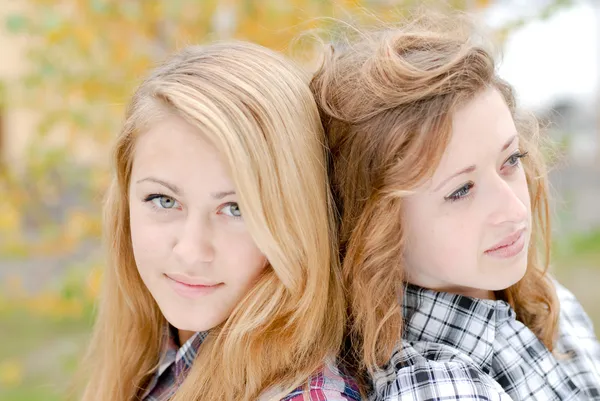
[434,219,472,258]
[403,203,437,267]
[518,173,532,213]
[423,211,482,274]
[216,230,267,287]
[129,203,174,272]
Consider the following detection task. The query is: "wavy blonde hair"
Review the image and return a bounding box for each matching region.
[310,12,558,379]
[79,41,345,401]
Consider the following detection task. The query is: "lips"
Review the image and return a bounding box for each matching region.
[165,273,221,287]
[483,228,527,259]
[165,274,223,299]
[485,228,526,253]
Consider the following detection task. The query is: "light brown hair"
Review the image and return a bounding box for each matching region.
[310,12,558,379]
[79,41,345,401]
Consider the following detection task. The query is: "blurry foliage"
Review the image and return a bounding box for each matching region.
[494,0,573,41]
[1,0,409,258]
[0,358,23,388]
[553,228,600,264]
[0,0,574,259]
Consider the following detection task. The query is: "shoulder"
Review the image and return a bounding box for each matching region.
[281,360,362,401]
[553,280,600,372]
[554,280,597,337]
[371,342,513,400]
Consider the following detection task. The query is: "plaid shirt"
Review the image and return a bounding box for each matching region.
[371,282,600,400]
[141,326,361,401]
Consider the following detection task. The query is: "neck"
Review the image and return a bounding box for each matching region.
[408,281,496,300]
[438,286,496,300]
[178,329,196,346]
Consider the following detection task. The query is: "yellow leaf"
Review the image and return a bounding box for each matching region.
[86,266,103,300]
[0,359,24,387]
[75,25,94,48]
[66,210,93,239]
[0,209,20,231]
[0,194,21,232]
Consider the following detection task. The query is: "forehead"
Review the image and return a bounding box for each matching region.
[436,88,517,170]
[131,113,235,191]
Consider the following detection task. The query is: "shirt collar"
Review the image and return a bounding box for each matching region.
[402,284,516,372]
[157,325,208,375]
[140,326,208,400]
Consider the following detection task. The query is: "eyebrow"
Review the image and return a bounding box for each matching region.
[136,177,236,199]
[433,134,518,192]
[501,134,518,152]
[137,177,182,195]
[210,190,236,200]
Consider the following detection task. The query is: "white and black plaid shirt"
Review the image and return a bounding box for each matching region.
[371,282,600,400]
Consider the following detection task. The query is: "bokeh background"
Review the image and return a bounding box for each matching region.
[0,0,598,400]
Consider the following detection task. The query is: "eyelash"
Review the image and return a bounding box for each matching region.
[143,194,242,220]
[504,151,528,168]
[444,151,528,203]
[144,194,179,212]
[445,182,474,203]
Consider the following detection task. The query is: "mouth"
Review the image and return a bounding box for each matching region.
[164,274,223,298]
[165,273,221,287]
[484,228,527,259]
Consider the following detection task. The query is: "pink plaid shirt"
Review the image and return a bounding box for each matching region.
[141,327,361,401]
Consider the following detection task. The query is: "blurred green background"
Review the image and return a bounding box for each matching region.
[1,0,599,400]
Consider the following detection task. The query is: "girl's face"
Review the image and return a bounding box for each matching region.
[129,113,267,333]
[402,88,532,299]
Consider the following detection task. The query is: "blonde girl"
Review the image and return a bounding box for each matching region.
[80,41,360,401]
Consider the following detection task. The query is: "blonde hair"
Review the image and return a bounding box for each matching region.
[310,12,558,380]
[79,41,345,401]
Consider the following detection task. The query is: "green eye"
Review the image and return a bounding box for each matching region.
[158,196,176,208]
[221,202,242,218]
[145,194,180,210]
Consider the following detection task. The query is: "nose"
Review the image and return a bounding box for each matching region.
[172,216,215,267]
[488,176,529,227]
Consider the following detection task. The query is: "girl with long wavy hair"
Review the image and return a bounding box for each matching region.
[311,12,600,400]
[79,41,360,401]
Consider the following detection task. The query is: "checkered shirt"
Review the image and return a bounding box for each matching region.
[371,282,600,400]
[141,327,361,401]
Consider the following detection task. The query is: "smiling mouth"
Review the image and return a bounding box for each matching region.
[164,274,223,298]
[165,273,221,287]
[484,228,527,258]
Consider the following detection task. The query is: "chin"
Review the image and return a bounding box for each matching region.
[490,262,528,291]
[159,305,224,333]
[166,316,222,332]
[171,310,232,331]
